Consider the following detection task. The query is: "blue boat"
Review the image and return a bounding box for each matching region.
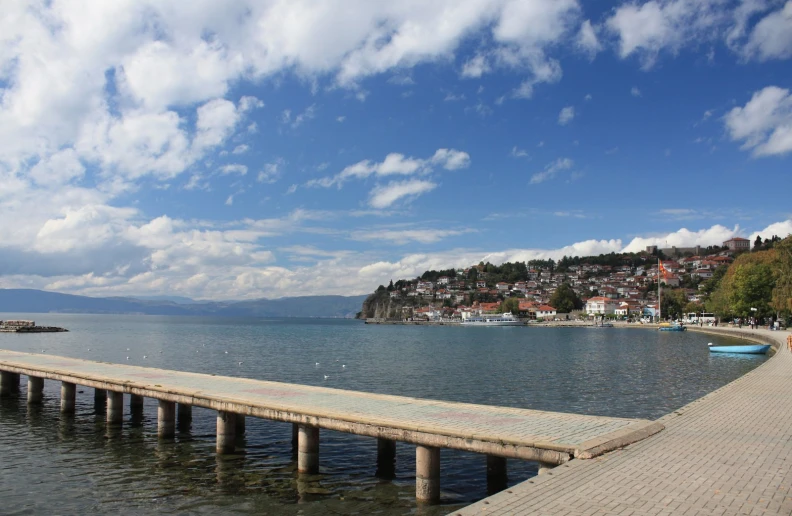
[658,324,686,332]
[707,344,771,354]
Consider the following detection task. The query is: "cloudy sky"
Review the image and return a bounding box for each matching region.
[1,0,791,300]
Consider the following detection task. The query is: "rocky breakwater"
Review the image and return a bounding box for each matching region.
[0,320,68,333]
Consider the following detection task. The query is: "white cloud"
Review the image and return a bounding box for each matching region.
[308,148,470,188]
[461,54,491,78]
[621,224,744,252]
[724,86,792,156]
[225,195,234,206]
[631,86,642,97]
[584,93,593,101]
[511,146,529,158]
[232,144,249,155]
[219,164,248,175]
[193,98,242,153]
[281,104,316,129]
[336,116,346,123]
[368,179,438,209]
[530,157,574,184]
[558,106,575,125]
[444,92,466,102]
[742,1,792,61]
[258,160,284,183]
[350,228,474,244]
[577,20,601,58]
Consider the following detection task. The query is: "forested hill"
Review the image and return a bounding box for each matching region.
[0,289,367,319]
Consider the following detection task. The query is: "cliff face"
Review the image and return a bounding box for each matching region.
[359,291,418,319]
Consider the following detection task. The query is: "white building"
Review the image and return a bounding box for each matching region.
[585,296,619,315]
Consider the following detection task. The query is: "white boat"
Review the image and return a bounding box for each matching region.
[460,313,524,326]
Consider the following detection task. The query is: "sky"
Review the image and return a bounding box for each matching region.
[1,0,792,301]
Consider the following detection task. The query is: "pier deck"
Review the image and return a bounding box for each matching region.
[0,349,659,463]
[457,328,792,515]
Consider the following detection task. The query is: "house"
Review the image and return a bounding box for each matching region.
[585,296,619,315]
[479,302,501,313]
[436,289,452,300]
[662,274,681,287]
[723,237,750,251]
[476,280,487,288]
[535,305,557,319]
[615,302,630,317]
[389,291,401,299]
[437,276,450,285]
[692,268,714,279]
[496,282,510,292]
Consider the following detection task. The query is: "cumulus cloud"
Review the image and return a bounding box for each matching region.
[724,86,792,156]
[577,20,602,58]
[742,1,792,61]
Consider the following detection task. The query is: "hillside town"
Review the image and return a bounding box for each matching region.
[367,237,768,323]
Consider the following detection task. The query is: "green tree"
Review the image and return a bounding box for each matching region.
[499,297,520,315]
[548,283,583,313]
[661,289,687,320]
[729,262,775,317]
[754,235,763,250]
[771,236,792,315]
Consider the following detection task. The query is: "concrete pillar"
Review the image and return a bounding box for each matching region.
[537,461,555,475]
[177,403,192,431]
[158,400,176,438]
[27,376,44,405]
[376,438,396,479]
[130,394,144,411]
[107,391,124,425]
[291,423,299,456]
[486,455,508,495]
[0,371,19,397]
[216,410,236,454]
[235,414,246,435]
[60,381,76,414]
[415,445,440,503]
[297,424,320,474]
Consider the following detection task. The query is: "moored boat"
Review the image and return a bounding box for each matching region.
[461,313,524,326]
[659,324,686,332]
[708,343,771,354]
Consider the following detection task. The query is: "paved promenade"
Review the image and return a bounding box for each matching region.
[0,349,659,464]
[457,328,792,515]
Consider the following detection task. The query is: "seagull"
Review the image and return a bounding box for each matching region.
[315,362,320,366]
[87,348,90,351]
[224,351,229,354]
[41,349,45,353]
[126,348,130,351]
[238,361,243,366]
[324,375,330,380]
[143,355,147,359]
[342,365,346,368]
[126,356,130,360]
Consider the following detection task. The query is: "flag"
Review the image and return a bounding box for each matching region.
[659,261,667,278]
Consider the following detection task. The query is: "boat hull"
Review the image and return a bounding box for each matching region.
[460,321,524,327]
[659,326,686,332]
[708,344,771,354]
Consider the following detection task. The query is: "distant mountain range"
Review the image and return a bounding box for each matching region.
[0,289,367,319]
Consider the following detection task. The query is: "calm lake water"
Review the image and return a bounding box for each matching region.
[0,314,766,515]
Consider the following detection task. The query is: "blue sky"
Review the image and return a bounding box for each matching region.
[1,0,791,300]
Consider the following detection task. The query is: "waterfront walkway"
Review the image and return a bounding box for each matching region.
[457,328,792,515]
[0,349,660,502]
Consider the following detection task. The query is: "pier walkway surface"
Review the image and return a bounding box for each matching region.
[458,328,792,516]
[0,348,661,502]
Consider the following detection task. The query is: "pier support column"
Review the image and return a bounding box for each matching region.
[60,382,76,414]
[130,394,144,412]
[416,445,440,503]
[106,391,123,425]
[216,410,236,454]
[177,403,192,431]
[0,371,19,397]
[27,376,44,405]
[537,461,555,475]
[486,455,508,495]
[158,400,176,438]
[297,424,320,474]
[376,438,396,478]
[235,414,246,436]
[291,423,299,456]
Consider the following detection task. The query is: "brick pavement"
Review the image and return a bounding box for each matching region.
[456,328,792,516]
[0,349,660,463]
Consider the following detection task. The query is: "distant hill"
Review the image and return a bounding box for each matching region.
[129,295,201,304]
[0,289,367,319]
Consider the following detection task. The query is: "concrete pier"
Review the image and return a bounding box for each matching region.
[0,371,19,397]
[416,445,440,503]
[158,400,176,438]
[297,424,320,474]
[130,393,144,411]
[27,376,44,405]
[0,348,666,504]
[216,410,236,454]
[536,461,554,475]
[106,391,123,425]
[60,381,76,414]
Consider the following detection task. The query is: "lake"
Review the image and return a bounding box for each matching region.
[0,314,766,515]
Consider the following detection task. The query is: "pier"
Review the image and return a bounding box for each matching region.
[0,349,661,503]
[458,328,792,515]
